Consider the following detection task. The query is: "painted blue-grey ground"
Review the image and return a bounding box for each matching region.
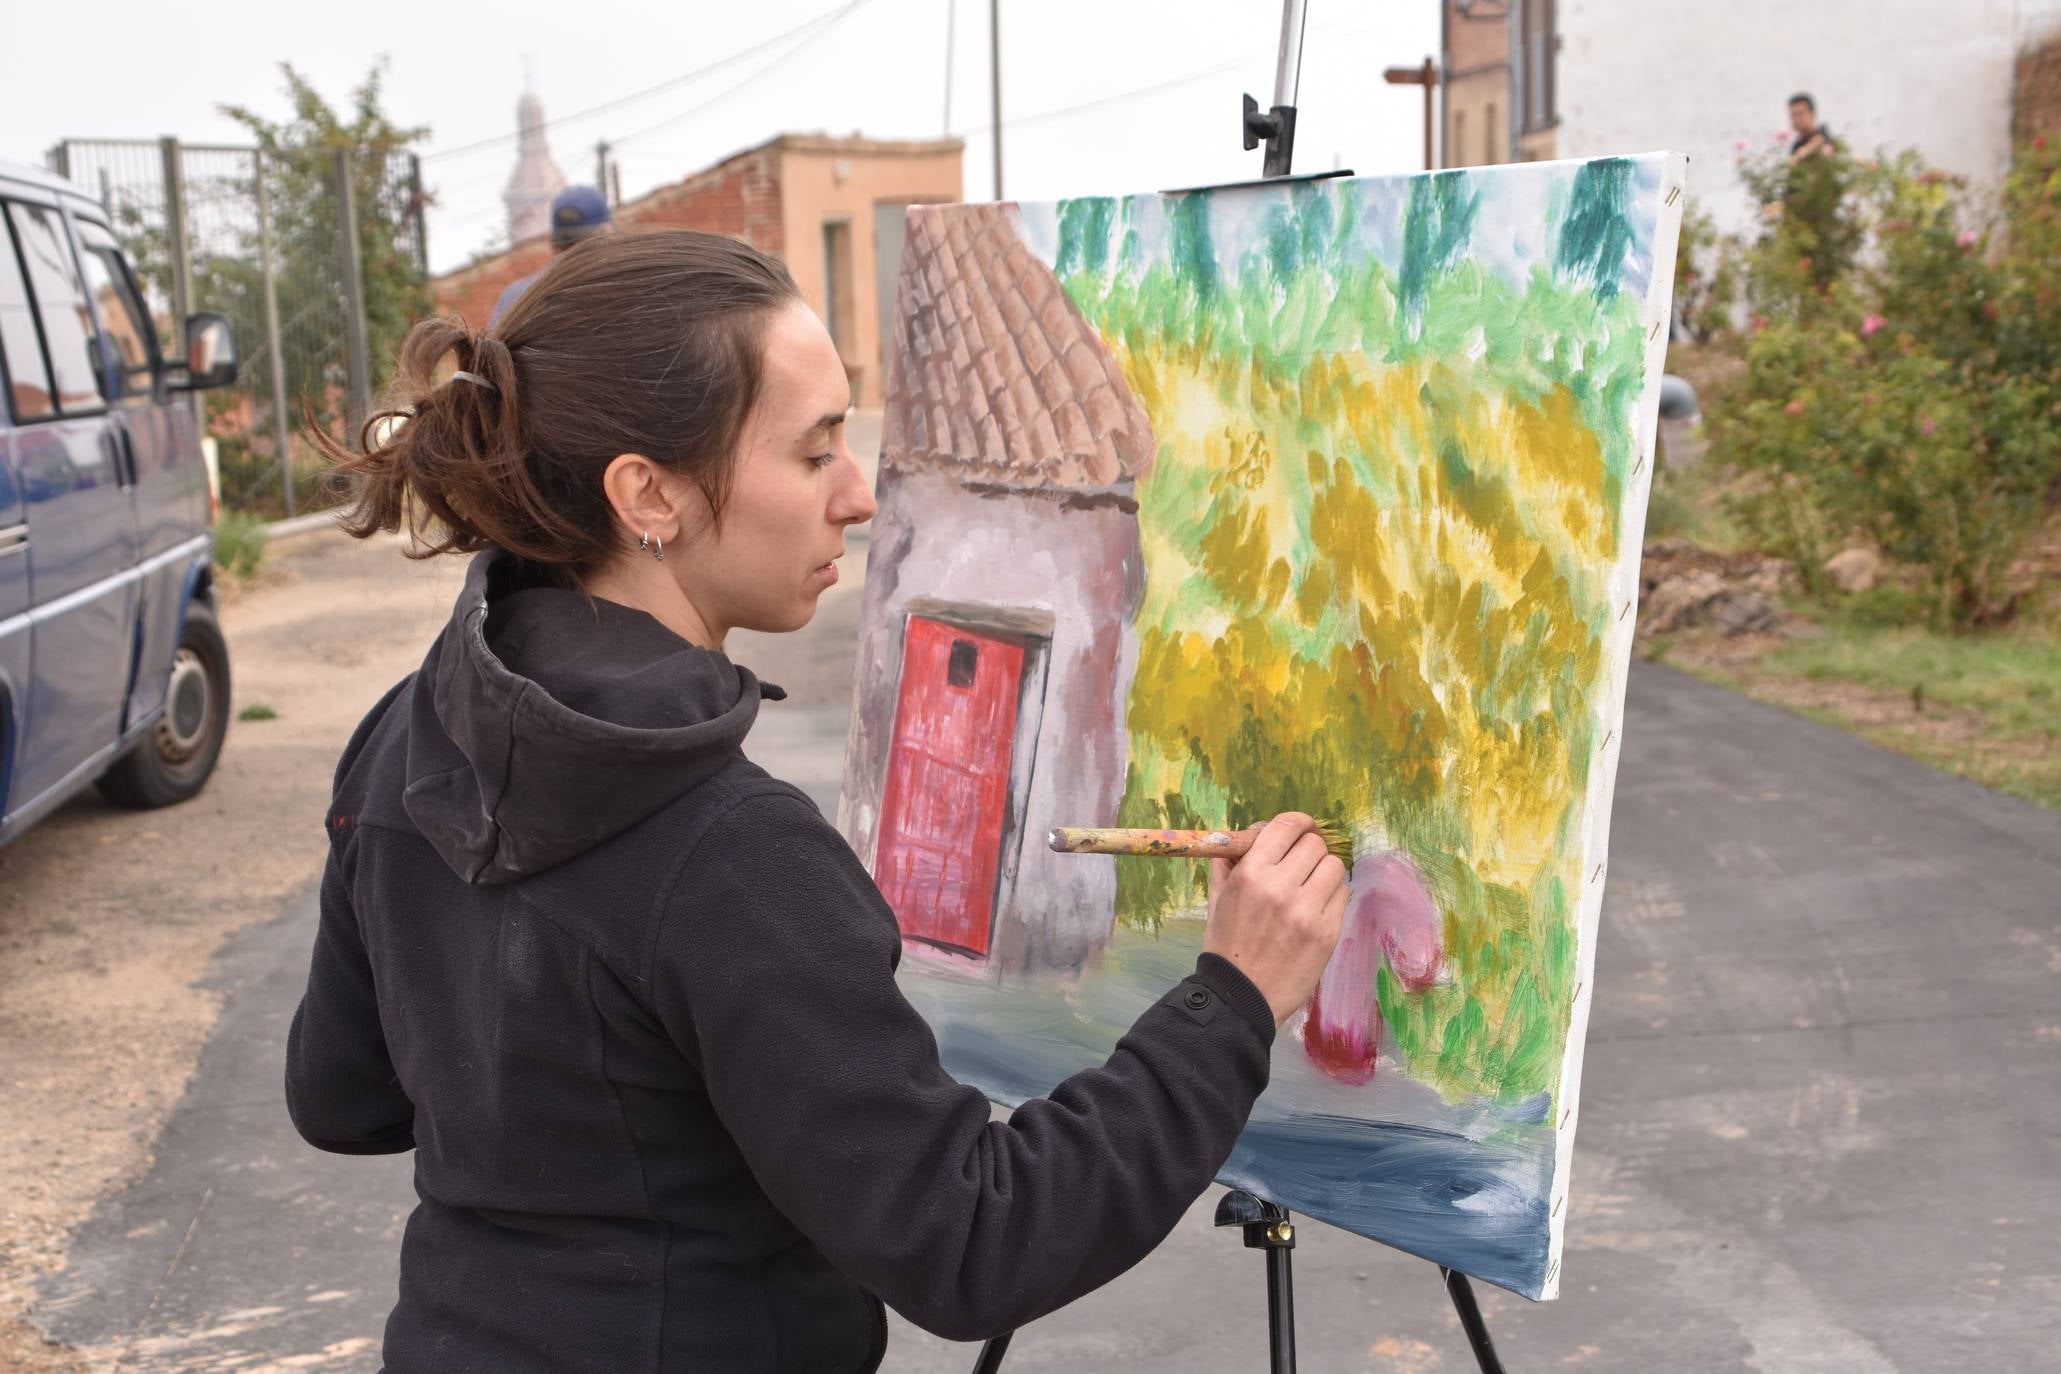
[35,661,2061,1372]
[906,928,1556,1297]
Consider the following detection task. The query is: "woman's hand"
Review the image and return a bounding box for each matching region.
[1201,813,1349,1026]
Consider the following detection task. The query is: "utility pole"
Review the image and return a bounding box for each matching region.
[595,140,612,197]
[1382,57,1440,170]
[989,0,1002,199]
[943,0,956,137]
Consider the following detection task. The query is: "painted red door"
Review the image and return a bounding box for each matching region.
[874,616,1026,956]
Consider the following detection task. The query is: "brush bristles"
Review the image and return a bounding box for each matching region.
[1312,821,1356,866]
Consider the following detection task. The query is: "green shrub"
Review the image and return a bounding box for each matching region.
[1673,204,1742,345]
[1708,138,2061,628]
[214,511,268,581]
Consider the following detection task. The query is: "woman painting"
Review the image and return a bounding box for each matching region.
[287,230,1346,1372]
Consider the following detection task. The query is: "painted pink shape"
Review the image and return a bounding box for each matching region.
[1302,851,1446,1084]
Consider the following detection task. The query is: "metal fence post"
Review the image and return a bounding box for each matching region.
[159,138,194,324]
[409,153,429,277]
[160,137,201,429]
[255,152,296,518]
[333,147,375,440]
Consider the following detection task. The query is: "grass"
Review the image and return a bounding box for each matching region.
[213,512,269,581]
[1768,604,2061,737]
[1657,597,2061,810]
[237,704,279,722]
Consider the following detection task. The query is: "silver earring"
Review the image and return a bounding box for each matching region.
[638,532,650,553]
[652,535,665,563]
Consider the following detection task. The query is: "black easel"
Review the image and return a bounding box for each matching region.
[967,3,1517,1370]
[968,1188,1507,1374]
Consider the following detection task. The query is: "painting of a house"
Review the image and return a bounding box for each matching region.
[840,203,1155,978]
[841,156,1686,1301]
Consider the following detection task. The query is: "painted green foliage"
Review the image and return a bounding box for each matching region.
[1050,167,1656,1104]
[1556,158,1638,301]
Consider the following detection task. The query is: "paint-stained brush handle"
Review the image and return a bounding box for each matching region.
[1047,826,1259,859]
[1049,820,1356,864]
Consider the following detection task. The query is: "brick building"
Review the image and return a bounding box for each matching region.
[433,134,964,408]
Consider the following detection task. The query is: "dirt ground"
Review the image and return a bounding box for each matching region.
[0,413,882,1371]
[0,534,465,1372]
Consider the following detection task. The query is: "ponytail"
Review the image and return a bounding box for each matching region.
[310,230,801,575]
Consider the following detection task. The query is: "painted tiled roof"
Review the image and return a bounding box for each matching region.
[883,203,1154,492]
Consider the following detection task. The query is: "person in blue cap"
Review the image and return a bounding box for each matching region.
[489,184,614,326]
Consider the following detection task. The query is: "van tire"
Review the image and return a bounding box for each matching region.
[98,599,231,810]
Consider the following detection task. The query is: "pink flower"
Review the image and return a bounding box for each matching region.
[2037,135,2049,152]
[1773,129,1791,146]
[1957,230,1978,248]
[1920,416,1937,436]
[1784,399,1807,417]
[1734,137,1750,154]
[1862,313,1886,337]
[1753,314,1770,332]
[1301,852,1447,1086]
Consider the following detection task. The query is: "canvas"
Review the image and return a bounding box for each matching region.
[840,153,1687,1300]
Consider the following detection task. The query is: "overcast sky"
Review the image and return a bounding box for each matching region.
[5,0,1442,275]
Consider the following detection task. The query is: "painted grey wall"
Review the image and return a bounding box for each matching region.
[840,467,1147,978]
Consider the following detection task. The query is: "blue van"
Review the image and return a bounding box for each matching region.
[0,160,237,845]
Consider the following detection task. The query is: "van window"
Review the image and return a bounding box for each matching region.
[0,210,56,422]
[75,221,156,400]
[5,202,106,417]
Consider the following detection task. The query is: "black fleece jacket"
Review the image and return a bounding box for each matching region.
[287,549,1278,1373]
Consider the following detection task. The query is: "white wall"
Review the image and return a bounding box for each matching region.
[1554,0,2061,237]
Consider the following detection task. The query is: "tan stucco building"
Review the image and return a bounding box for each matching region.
[1440,0,1559,168]
[434,133,963,409]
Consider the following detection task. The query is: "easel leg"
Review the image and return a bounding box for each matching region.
[1216,1189,1297,1373]
[970,1331,1013,1373]
[1439,1267,1507,1374]
[1264,1238,1297,1373]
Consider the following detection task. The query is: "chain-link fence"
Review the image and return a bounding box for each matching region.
[48,137,427,519]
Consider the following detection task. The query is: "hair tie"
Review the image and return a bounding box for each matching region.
[450,369,497,394]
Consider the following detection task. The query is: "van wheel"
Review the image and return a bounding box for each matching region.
[98,599,231,810]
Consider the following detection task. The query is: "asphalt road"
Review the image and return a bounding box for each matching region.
[27,523,2061,1373]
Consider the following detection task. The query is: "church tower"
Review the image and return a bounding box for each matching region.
[503,86,567,244]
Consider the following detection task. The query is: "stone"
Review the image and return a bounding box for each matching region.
[1824,546,1885,594]
[1714,590,1780,635]
[1640,571,1730,635]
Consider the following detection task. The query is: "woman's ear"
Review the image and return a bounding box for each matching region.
[602,454,686,545]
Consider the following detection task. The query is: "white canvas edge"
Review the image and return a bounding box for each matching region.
[1541,149,1691,1300]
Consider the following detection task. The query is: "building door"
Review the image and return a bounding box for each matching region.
[874,616,1025,957]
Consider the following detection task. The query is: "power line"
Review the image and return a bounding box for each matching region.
[960,24,1386,139]
[428,4,873,241]
[613,0,876,148]
[961,50,1260,136]
[629,23,1373,162]
[421,1,863,164]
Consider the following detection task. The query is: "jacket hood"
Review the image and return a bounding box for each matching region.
[402,549,782,884]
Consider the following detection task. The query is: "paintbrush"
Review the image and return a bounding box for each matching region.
[1048,823,1355,865]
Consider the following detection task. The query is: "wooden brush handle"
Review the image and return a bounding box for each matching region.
[1046,826,1259,859]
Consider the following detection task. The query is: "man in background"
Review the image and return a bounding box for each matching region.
[1788,93,1836,163]
[489,185,615,326]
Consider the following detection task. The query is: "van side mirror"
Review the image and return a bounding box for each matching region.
[170,313,237,392]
